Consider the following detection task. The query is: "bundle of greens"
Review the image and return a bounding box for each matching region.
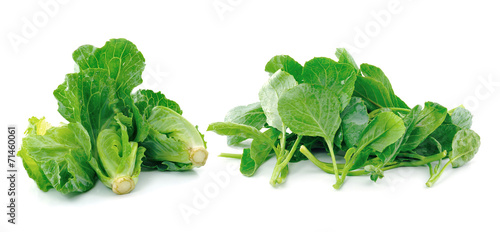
[18,39,208,195]
[208,49,480,189]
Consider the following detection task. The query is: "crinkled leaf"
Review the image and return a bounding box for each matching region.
[450,129,480,168]
[18,118,96,194]
[133,89,182,118]
[70,38,148,142]
[54,68,117,158]
[450,106,473,129]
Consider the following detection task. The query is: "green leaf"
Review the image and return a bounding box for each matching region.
[353,75,394,111]
[207,122,274,145]
[240,129,280,176]
[70,38,148,142]
[54,68,118,158]
[351,112,405,169]
[258,70,298,131]
[450,106,473,129]
[335,48,359,71]
[278,84,341,142]
[265,55,303,81]
[18,117,96,194]
[400,102,447,151]
[360,63,408,109]
[450,129,480,168]
[142,159,193,171]
[133,89,182,118]
[301,57,356,109]
[357,112,406,152]
[224,102,267,146]
[72,39,145,95]
[376,105,422,164]
[340,97,369,148]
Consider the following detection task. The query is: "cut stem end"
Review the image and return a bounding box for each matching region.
[112,176,135,195]
[190,146,209,167]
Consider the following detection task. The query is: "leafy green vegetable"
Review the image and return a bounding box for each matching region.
[89,115,145,194]
[278,83,342,184]
[142,106,208,168]
[20,38,208,195]
[210,48,481,189]
[18,117,96,194]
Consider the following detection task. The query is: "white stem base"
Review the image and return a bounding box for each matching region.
[112,176,135,195]
[190,146,209,167]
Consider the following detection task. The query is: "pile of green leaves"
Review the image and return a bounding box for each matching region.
[208,49,480,189]
[18,39,208,195]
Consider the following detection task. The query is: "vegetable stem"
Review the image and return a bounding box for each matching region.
[326,141,341,188]
[219,153,243,159]
[426,158,452,187]
[270,132,303,186]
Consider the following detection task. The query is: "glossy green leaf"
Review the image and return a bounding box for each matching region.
[360,63,408,109]
[351,112,405,169]
[377,105,422,164]
[301,57,356,109]
[278,84,341,142]
[264,55,303,81]
[401,102,447,151]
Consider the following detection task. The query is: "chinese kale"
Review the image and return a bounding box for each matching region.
[208,49,480,189]
[19,39,207,195]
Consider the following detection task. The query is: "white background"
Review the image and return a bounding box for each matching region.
[1,0,499,231]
